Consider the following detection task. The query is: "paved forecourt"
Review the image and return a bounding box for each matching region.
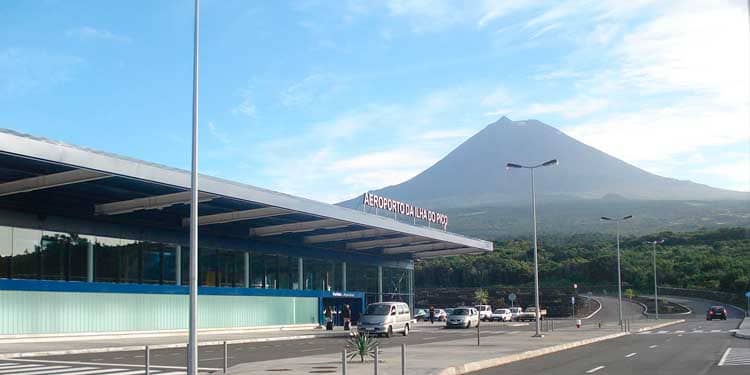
[226,319,682,375]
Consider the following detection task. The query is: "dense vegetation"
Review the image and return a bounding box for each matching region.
[416,227,750,296]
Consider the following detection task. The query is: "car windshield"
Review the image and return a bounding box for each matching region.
[365,304,392,315]
[494,309,507,313]
[452,308,470,315]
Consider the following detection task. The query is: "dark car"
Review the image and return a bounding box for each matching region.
[706,306,727,320]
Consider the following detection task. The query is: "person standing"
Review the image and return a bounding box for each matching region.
[342,304,352,330]
[429,305,436,324]
[324,305,333,330]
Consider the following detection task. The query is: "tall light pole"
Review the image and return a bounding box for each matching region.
[645,240,665,320]
[188,0,200,374]
[507,159,558,338]
[601,215,632,326]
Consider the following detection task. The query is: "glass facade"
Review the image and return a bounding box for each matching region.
[0,225,413,303]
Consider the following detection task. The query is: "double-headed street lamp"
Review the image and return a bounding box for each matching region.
[601,215,632,326]
[507,159,558,337]
[645,239,665,320]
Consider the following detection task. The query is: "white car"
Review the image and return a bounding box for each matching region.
[509,307,523,321]
[491,308,512,322]
[358,302,414,337]
[475,304,493,321]
[446,307,480,328]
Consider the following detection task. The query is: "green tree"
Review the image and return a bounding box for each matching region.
[624,288,636,299]
[474,288,489,305]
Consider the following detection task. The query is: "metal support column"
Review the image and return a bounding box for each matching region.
[175,245,181,285]
[378,266,383,302]
[298,257,304,290]
[244,252,250,288]
[86,242,94,282]
[342,262,347,291]
[408,266,414,313]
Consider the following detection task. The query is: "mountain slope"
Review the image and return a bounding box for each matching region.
[341,117,747,209]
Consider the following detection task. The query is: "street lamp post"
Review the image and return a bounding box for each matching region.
[188,0,200,374]
[645,240,665,320]
[601,215,632,326]
[507,159,558,338]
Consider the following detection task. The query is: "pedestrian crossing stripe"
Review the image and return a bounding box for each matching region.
[0,361,187,375]
[719,348,750,366]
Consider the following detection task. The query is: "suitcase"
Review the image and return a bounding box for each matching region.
[326,321,334,331]
[343,320,351,331]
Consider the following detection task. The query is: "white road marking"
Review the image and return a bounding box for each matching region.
[674,330,685,333]
[7,358,217,372]
[586,365,606,373]
[6,366,70,375]
[710,329,721,333]
[17,367,93,375]
[718,347,732,366]
[656,330,669,334]
[649,345,659,349]
[692,330,703,333]
[625,353,637,358]
[56,369,126,375]
[729,329,738,333]
[638,331,652,335]
[0,363,17,367]
[0,364,45,373]
[719,347,750,366]
[678,334,683,337]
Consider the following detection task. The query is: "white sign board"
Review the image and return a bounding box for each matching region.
[508,293,517,302]
[363,192,448,229]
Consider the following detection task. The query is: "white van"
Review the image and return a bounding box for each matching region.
[475,304,493,321]
[358,302,414,337]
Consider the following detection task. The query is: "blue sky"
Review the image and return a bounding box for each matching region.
[1,0,748,203]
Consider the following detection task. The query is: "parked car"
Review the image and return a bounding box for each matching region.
[706,306,728,320]
[446,307,480,328]
[517,306,547,322]
[358,302,414,337]
[509,307,523,321]
[491,308,512,322]
[475,304,493,321]
[414,308,427,321]
[434,308,448,322]
[445,308,455,316]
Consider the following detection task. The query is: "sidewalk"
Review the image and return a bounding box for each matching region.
[735,317,750,339]
[0,325,350,359]
[227,320,684,375]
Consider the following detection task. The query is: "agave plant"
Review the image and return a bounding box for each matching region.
[345,330,379,363]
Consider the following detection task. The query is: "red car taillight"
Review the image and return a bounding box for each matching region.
[709,311,714,315]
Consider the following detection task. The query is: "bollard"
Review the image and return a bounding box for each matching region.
[551,320,554,332]
[401,344,406,375]
[374,346,379,375]
[576,319,581,328]
[477,322,480,346]
[223,341,228,373]
[144,345,150,375]
[342,349,347,375]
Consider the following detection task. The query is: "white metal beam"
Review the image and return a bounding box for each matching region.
[346,235,430,250]
[304,228,392,244]
[181,206,291,226]
[95,191,216,215]
[249,218,349,237]
[414,247,484,259]
[0,169,108,197]
[382,242,463,255]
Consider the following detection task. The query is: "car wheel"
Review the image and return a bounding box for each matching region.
[403,324,409,336]
[386,326,393,338]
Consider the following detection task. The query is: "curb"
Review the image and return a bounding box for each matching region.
[581,298,603,320]
[0,332,350,360]
[436,320,685,375]
[734,317,750,339]
[634,298,692,317]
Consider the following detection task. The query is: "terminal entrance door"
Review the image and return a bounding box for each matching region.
[321,297,363,326]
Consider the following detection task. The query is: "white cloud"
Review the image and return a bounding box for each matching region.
[280,73,345,108]
[0,48,82,96]
[695,158,750,192]
[66,26,131,43]
[524,96,608,119]
[232,88,257,119]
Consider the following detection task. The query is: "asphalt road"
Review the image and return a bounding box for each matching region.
[475,296,749,375]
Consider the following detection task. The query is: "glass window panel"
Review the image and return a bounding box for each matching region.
[40,231,66,281]
[264,254,278,289]
[94,236,126,283]
[68,236,88,282]
[199,248,217,286]
[142,243,162,285]
[251,252,264,288]
[162,247,176,285]
[277,255,290,289]
[289,256,300,290]
[119,242,141,284]
[0,226,11,279]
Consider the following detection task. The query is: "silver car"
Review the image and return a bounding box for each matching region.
[445,307,479,328]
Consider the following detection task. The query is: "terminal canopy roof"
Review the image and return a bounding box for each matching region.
[0,129,492,262]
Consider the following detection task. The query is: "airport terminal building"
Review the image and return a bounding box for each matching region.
[0,129,492,336]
